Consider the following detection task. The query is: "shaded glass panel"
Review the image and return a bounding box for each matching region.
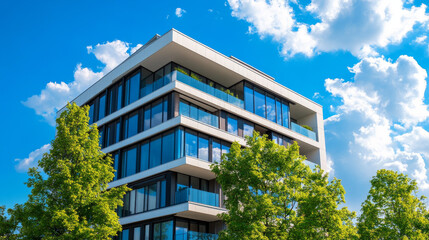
[113,152,119,181]
[148,183,157,210]
[254,88,266,118]
[227,115,238,135]
[140,141,149,172]
[244,84,254,113]
[282,102,290,128]
[175,220,188,240]
[144,105,151,131]
[88,103,95,124]
[266,94,276,123]
[243,121,254,137]
[276,99,282,125]
[122,229,129,240]
[177,173,189,191]
[117,83,123,110]
[212,139,221,163]
[153,68,164,91]
[149,136,161,168]
[160,180,166,208]
[141,74,153,97]
[198,134,209,161]
[134,227,141,240]
[161,221,173,240]
[98,93,106,120]
[185,130,198,158]
[179,101,189,117]
[151,100,163,127]
[175,128,184,159]
[136,188,145,213]
[162,131,174,164]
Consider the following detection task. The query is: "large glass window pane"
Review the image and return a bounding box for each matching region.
[160,180,166,208]
[125,72,140,106]
[149,136,161,168]
[175,128,184,159]
[129,190,136,215]
[154,223,160,240]
[108,86,117,114]
[125,112,138,139]
[227,115,238,135]
[117,83,123,110]
[122,229,129,240]
[88,103,95,124]
[106,123,113,146]
[198,134,209,161]
[190,105,198,120]
[161,221,173,240]
[144,225,150,240]
[116,121,121,143]
[98,93,106,120]
[134,227,141,240]
[212,139,221,163]
[163,97,169,122]
[191,177,200,189]
[162,131,174,164]
[136,188,145,213]
[254,88,266,118]
[244,84,254,113]
[144,105,151,131]
[179,101,189,117]
[151,100,163,127]
[177,173,189,191]
[122,147,137,177]
[243,121,254,137]
[185,130,198,158]
[199,109,210,125]
[163,63,172,85]
[266,94,276,123]
[222,142,230,159]
[282,102,290,128]
[99,127,104,148]
[275,99,281,125]
[123,192,130,216]
[153,69,164,91]
[140,141,149,172]
[113,152,119,181]
[175,220,188,240]
[141,74,153,97]
[148,183,157,210]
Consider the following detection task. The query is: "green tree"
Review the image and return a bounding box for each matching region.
[0,206,17,239]
[212,132,356,240]
[9,103,130,239]
[357,169,429,239]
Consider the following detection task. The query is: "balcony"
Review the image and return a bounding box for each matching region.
[179,102,219,128]
[176,231,218,240]
[291,122,317,141]
[174,70,244,108]
[175,188,220,207]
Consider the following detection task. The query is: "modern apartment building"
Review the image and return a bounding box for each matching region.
[58,29,326,240]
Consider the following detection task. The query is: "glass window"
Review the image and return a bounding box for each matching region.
[98,93,106,120]
[282,102,290,128]
[141,74,153,97]
[149,136,161,168]
[276,99,282,125]
[179,100,190,117]
[123,192,131,216]
[113,152,119,181]
[191,177,200,189]
[116,121,121,143]
[222,142,230,158]
[199,109,210,125]
[163,97,169,122]
[162,131,174,164]
[151,100,163,127]
[198,134,209,161]
[148,183,157,210]
[129,190,136,215]
[175,128,184,159]
[144,105,151,131]
[254,88,266,118]
[266,94,276,123]
[243,121,254,137]
[122,229,129,240]
[122,147,137,178]
[136,188,145,213]
[106,123,113,146]
[153,68,164,91]
[190,104,198,120]
[108,85,116,115]
[201,179,208,191]
[161,221,173,240]
[117,83,123,110]
[140,141,149,172]
[227,115,238,135]
[160,180,166,208]
[185,130,198,158]
[134,227,141,240]
[99,127,104,148]
[175,220,188,240]
[144,225,150,240]
[177,173,189,191]
[124,112,139,139]
[244,84,254,113]
[212,139,221,163]
[125,72,140,106]
[88,102,95,124]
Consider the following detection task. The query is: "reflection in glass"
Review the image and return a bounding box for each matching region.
[227,115,238,135]
[254,88,266,118]
[149,137,161,168]
[185,131,198,158]
[198,134,209,161]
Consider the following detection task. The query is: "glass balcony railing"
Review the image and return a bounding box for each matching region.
[179,105,219,128]
[175,231,218,240]
[175,188,220,207]
[291,122,317,141]
[173,71,245,108]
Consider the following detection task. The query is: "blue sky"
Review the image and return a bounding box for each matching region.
[1,0,429,213]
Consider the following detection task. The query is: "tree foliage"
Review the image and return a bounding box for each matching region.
[8,103,130,239]
[0,206,17,239]
[357,169,429,239]
[212,133,356,239]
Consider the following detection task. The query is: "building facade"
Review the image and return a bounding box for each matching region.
[58,29,326,240]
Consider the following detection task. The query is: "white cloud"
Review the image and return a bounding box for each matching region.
[325,55,429,191]
[227,0,429,58]
[15,144,51,172]
[131,44,143,54]
[414,35,427,44]
[23,40,140,125]
[175,8,186,18]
